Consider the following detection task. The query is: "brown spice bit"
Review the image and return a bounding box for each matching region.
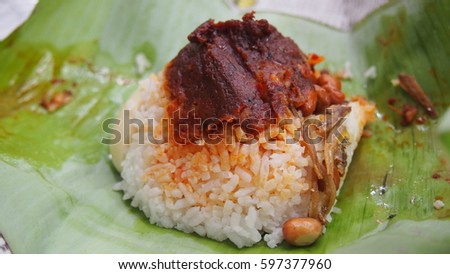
[67,57,85,64]
[428,67,438,79]
[400,104,418,126]
[362,129,373,138]
[40,90,73,112]
[387,97,397,105]
[378,37,390,47]
[51,78,66,84]
[446,178,450,184]
[416,116,427,124]
[387,104,402,115]
[435,196,444,201]
[398,73,438,119]
[400,140,410,147]
[432,173,441,179]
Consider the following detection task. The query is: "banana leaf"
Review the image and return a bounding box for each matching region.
[0,0,449,253]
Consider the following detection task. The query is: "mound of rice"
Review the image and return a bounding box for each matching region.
[112,73,371,248]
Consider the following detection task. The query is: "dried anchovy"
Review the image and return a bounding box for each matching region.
[301,142,339,223]
[324,104,351,138]
[398,73,438,119]
[299,104,351,224]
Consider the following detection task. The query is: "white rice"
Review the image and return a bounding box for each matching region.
[113,73,371,248]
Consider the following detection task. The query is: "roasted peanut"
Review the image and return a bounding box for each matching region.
[318,72,341,90]
[282,217,323,246]
[298,90,317,117]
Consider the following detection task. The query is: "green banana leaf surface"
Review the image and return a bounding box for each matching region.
[0,0,449,253]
